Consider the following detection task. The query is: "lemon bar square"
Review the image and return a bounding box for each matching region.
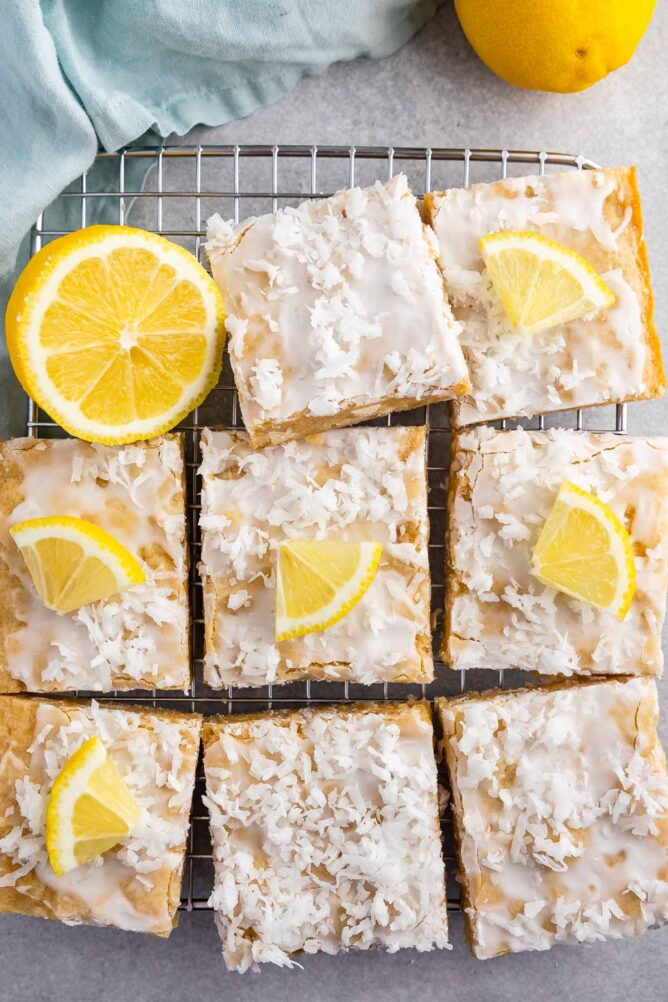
[0,695,202,936]
[0,435,189,692]
[199,425,433,688]
[437,676,668,959]
[203,700,449,971]
[206,173,470,448]
[424,167,665,427]
[444,427,668,676]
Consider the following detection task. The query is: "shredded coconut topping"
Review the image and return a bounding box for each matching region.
[250,358,283,411]
[426,168,652,426]
[203,702,450,971]
[438,678,668,959]
[0,700,201,934]
[0,437,189,692]
[205,174,468,445]
[198,426,432,688]
[446,427,668,676]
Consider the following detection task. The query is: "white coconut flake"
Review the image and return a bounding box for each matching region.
[205,212,237,250]
[224,314,248,359]
[250,358,283,412]
[227,590,250,611]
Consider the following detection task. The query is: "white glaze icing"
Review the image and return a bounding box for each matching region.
[198,426,432,687]
[206,174,468,441]
[203,703,449,971]
[0,700,201,934]
[439,678,668,958]
[0,437,189,691]
[447,427,668,676]
[427,169,653,425]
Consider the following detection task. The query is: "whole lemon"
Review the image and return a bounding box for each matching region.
[454,0,656,93]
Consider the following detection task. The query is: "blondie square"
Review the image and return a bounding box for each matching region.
[0,695,201,935]
[0,435,190,692]
[437,677,668,958]
[199,426,433,687]
[445,427,668,676]
[203,701,449,971]
[206,173,470,447]
[424,167,664,426]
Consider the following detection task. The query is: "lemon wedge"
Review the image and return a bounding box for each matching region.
[46,735,141,877]
[5,225,225,444]
[275,540,382,642]
[479,230,615,334]
[9,515,145,614]
[531,481,636,619]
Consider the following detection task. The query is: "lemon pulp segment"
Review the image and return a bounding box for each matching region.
[9,515,145,614]
[275,539,382,642]
[480,230,615,335]
[531,481,636,619]
[46,735,141,876]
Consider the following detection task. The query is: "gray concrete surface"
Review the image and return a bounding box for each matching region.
[2,2,668,999]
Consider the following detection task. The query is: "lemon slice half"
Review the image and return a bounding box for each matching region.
[531,481,636,619]
[9,515,145,614]
[46,735,141,877]
[5,225,225,444]
[480,230,615,335]
[275,539,382,642]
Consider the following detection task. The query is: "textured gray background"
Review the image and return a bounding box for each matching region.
[3,2,668,999]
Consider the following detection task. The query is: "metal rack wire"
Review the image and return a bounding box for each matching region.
[27,144,626,915]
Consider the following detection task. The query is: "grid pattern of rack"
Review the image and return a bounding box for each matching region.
[26,144,626,915]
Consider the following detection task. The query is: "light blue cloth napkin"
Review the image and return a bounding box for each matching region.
[0,0,441,436]
[1,0,442,276]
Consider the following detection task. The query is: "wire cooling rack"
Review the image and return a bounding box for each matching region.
[27,144,626,915]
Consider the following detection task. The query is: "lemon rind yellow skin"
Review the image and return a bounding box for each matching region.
[9,514,145,613]
[275,541,382,642]
[5,225,226,445]
[479,230,615,335]
[531,481,636,621]
[454,0,656,94]
[45,735,141,877]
